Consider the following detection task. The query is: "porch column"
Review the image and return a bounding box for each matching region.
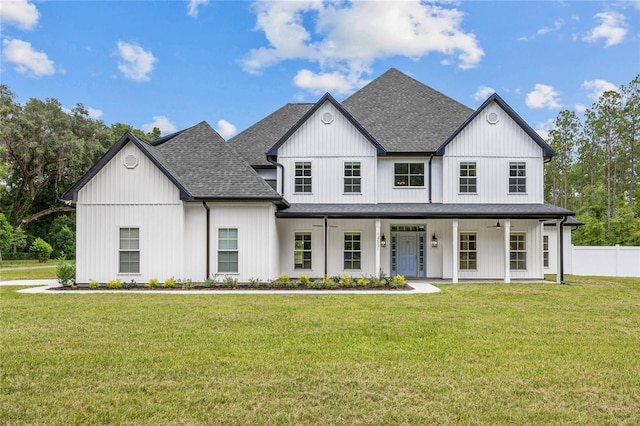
[504,219,511,283]
[375,219,381,275]
[452,220,458,283]
[556,218,562,284]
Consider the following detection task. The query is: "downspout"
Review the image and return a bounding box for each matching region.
[559,216,568,285]
[203,201,210,280]
[324,216,328,277]
[267,157,285,195]
[428,154,434,203]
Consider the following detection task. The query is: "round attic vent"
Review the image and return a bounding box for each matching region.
[123,154,139,169]
[321,111,334,124]
[487,112,499,124]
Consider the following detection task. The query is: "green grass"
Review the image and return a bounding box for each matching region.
[1,276,639,424]
[0,259,74,280]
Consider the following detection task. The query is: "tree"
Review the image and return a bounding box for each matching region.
[546,110,580,208]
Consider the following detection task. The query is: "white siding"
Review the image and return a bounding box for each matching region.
[377,157,430,203]
[278,101,378,203]
[183,203,207,281]
[443,102,544,204]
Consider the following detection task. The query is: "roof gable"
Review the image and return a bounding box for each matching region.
[436,93,555,158]
[266,93,385,158]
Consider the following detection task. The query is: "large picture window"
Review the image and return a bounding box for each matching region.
[459,162,477,193]
[344,162,361,193]
[394,163,424,187]
[218,228,238,273]
[294,232,312,269]
[119,227,140,273]
[509,162,526,193]
[295,162,312,193]
[459,232,477,270]
[510,233,527,270]
[343,232,361,270]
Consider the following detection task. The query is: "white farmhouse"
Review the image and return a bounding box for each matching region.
[63,69,576,284]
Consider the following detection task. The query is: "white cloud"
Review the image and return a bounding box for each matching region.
[575,104,587,113]
[186,0,209,18]
[474,85,495,101]
[526,84,562,109]
[87,107,103,119]
[2,38,54,77]
[583,11,628,47]
[535,118,555,140]
[293,69,370,95]
[537,18,564,35]
[242,1,483,94]
[215,119,237,138]
[582,79,618,101]
[116,41,157,82]
[0,0,39,30]
[142,116,176,135]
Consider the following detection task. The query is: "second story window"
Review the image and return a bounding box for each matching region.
[394,162,424,187]
[344,162,361,193]
[459,162,477,193]
[509,162,526,193]
[295,162,312,193]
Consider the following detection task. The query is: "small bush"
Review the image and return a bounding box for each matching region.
[107,279,122,289]
[204,277,216,288]
[323,275,338,289]
[163,277,176,288]
[248,277,260,288]
[88,280,100,289]
[144,278,159,288]
[368,276,384,288]
[390,274,406,288]
[56,262,75,287]
[357,277,368,287]
[270,273,290,288]
[222,276,238,288]
[340,274,356,288]
[299,274,311,288]
[30,238,53,263]
[122,279,137,289]
[309,279,324,289]
[181,279,195,289]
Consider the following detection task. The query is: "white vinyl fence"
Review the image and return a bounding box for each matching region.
[570,245,640,278]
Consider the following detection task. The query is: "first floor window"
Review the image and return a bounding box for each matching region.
[509,162,526,193]
[459,232,477,270]
[459,162,477,193]
[510,233,527,270]
[344,162,361,193]
[543,235,549,268]
[295,162,312,193]
[344,232,361,270]
[294,232,312,269]
[119,227,140,273]
[218,228,238,273]
[394,162,424,187]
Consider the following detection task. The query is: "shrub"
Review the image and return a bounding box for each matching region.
[390,274,406,289]
[248,277,260,288]
[299,274,311,288]
[88,280,100,289]
[223,276,238,288]
[204,277,216,288]
[30,238,53,263]
[107,279,121,289]
[122,279,137,289]
[270,273,290,288]
[181,279,195,289]
[357,277,368,287]
[368,276,384,288]
[56,261,75,287]
[309,279,324,289]
[163,277,176,288]
[145,278,159,288]
[340,274,356,288]
[323,275,338,289]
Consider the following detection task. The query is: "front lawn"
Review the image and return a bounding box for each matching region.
[1,276,639,424]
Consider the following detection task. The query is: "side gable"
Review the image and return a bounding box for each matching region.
[266,93,385,160]
[62,132,192,202]
[436,93,555,158]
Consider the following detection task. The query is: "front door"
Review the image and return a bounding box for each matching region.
[397,233,418,277]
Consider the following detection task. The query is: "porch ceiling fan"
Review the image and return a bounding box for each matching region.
[487,220,503,229]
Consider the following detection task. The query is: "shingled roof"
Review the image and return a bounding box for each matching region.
[343,68,474,153]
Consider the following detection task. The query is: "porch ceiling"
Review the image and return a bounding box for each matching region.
[275,203,574,219]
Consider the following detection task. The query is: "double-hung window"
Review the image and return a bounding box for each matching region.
[119,227,140,273]
[509,162,526,193]
[295,162,312,193]
[394,163,424,187]
[543,235,549,268]
[459,232,477,270]
[510,233,527,270]
[218,228,238,273]
[294,232,312,269]
[344,162,361,193]
[343,232,361,270]
[459,162,477,193]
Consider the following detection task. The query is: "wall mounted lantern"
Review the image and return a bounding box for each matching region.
[431,233,438,248]
[380,234,387,248]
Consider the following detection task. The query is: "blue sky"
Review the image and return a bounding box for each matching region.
[1,0,639,140]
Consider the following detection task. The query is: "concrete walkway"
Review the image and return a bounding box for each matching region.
[2,280,441,294]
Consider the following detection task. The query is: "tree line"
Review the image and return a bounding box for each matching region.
[1,76,639,262]
[545,75,639,245]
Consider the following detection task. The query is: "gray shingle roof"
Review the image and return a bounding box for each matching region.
[151,121,282,200]
[228,103,313,167]
[342,68,474,152]
[276,203,574,219]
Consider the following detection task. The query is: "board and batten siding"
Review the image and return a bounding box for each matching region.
[75,142,183,283]
[442,102,544,204]
[277,101,378,203]
[377,157,430,203]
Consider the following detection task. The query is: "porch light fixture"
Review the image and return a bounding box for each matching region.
[380,234,387,248]
[431,233,438,248]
